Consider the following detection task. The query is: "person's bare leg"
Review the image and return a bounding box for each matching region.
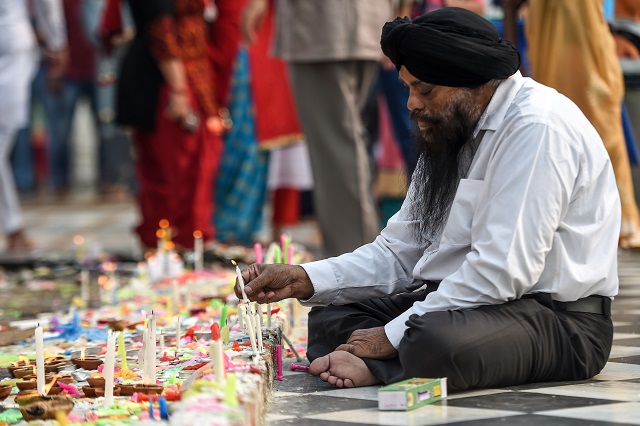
[309,351,381,388]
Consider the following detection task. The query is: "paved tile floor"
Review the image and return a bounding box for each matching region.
[3,197,640,425]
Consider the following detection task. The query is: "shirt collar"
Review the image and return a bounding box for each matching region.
[473,71,525,138]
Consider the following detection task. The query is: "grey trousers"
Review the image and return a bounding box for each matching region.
[288,60,380,257]
[307,288,613,392]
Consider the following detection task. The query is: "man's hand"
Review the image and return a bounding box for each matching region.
[336,327,398,360]
[234,264,314,303]
[241,0,268,43]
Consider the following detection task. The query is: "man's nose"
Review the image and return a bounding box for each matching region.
[407,93,424,112]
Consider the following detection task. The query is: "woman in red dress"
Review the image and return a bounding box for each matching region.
[117,0,233,250]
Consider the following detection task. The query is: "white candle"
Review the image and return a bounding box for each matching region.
[150,314,157,383]
[159,328,165,352]
[176,316,181,351]
[242,304,257,355]
[185,280,193,312]
[193,231,203,272]
[238,303,244,329]
[35,324,45,395]
[80,269,90,305]
[171,280,180,315]
[267,303,272,328]
[209,323,224,385]
[255,309,263,353]
[140,329,147,382]
[104,331,116,406]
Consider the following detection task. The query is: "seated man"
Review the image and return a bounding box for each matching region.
[236,8,619,391]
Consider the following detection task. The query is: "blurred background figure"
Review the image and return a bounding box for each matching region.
[82,0,136,201]
[503,0,640,249]
[41,0,96,200]
[243,0,396,257]
[216,0,311,246]
[116,0,232,250]
[0,0,67,251]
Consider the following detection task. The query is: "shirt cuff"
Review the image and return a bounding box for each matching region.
[299,260,340,306]
[384,309,413,349]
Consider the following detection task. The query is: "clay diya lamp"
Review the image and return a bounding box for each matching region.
[0,384,12,401]
[7,359,33,377]
[16,379,37,392]
[86,377,105,388]
[81,386,97,398]
[12,366,36,379]
[19,395,74,421]
[118,384,137,396]
[94,386,121,397]
[72,356,103,370]
[45,360,72,373]
[23,374,54,383]
[56,374,75,385]
[132,384,164,395]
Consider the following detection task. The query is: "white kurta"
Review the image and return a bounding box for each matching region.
[301,72,621,348]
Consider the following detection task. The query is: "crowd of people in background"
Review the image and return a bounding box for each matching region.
[2,0,640,256]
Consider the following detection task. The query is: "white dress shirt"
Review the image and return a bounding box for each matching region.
[301,72,621,348]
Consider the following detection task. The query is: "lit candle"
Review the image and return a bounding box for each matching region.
[35,323,45,395]
[209,323,224,385]
[231,260,250,304]
[193,230,203,272]
[254,242,263,263]
[117,332,128,370]
[159,327,165,352]
[104,331,116,406]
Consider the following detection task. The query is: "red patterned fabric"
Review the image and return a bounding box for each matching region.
[146,0,219,117]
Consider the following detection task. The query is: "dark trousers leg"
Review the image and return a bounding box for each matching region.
[308,294,613,392]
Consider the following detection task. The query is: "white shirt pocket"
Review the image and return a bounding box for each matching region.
[440,179,484,246]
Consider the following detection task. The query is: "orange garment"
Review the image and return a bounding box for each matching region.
[526,0,640,246]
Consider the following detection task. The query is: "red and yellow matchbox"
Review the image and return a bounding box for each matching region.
[378,377,447,411]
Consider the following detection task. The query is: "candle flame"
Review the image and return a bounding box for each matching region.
[231,260,237,266]
[156,229,166,239]
[32,366,36,375]
[193,230,202,239]
[19,355,29,364]
[73,235,85,245]
[80,347,86,360]
[159,219,170,229]
[44,374,58,395]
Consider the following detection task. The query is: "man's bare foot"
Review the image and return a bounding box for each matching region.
[309,351,381,388]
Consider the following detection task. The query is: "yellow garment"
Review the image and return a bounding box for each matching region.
[526,0,640,246]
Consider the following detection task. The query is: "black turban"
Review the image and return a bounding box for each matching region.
[381,7,520,87]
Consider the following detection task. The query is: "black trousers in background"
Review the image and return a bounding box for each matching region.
[306,288,613,392]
